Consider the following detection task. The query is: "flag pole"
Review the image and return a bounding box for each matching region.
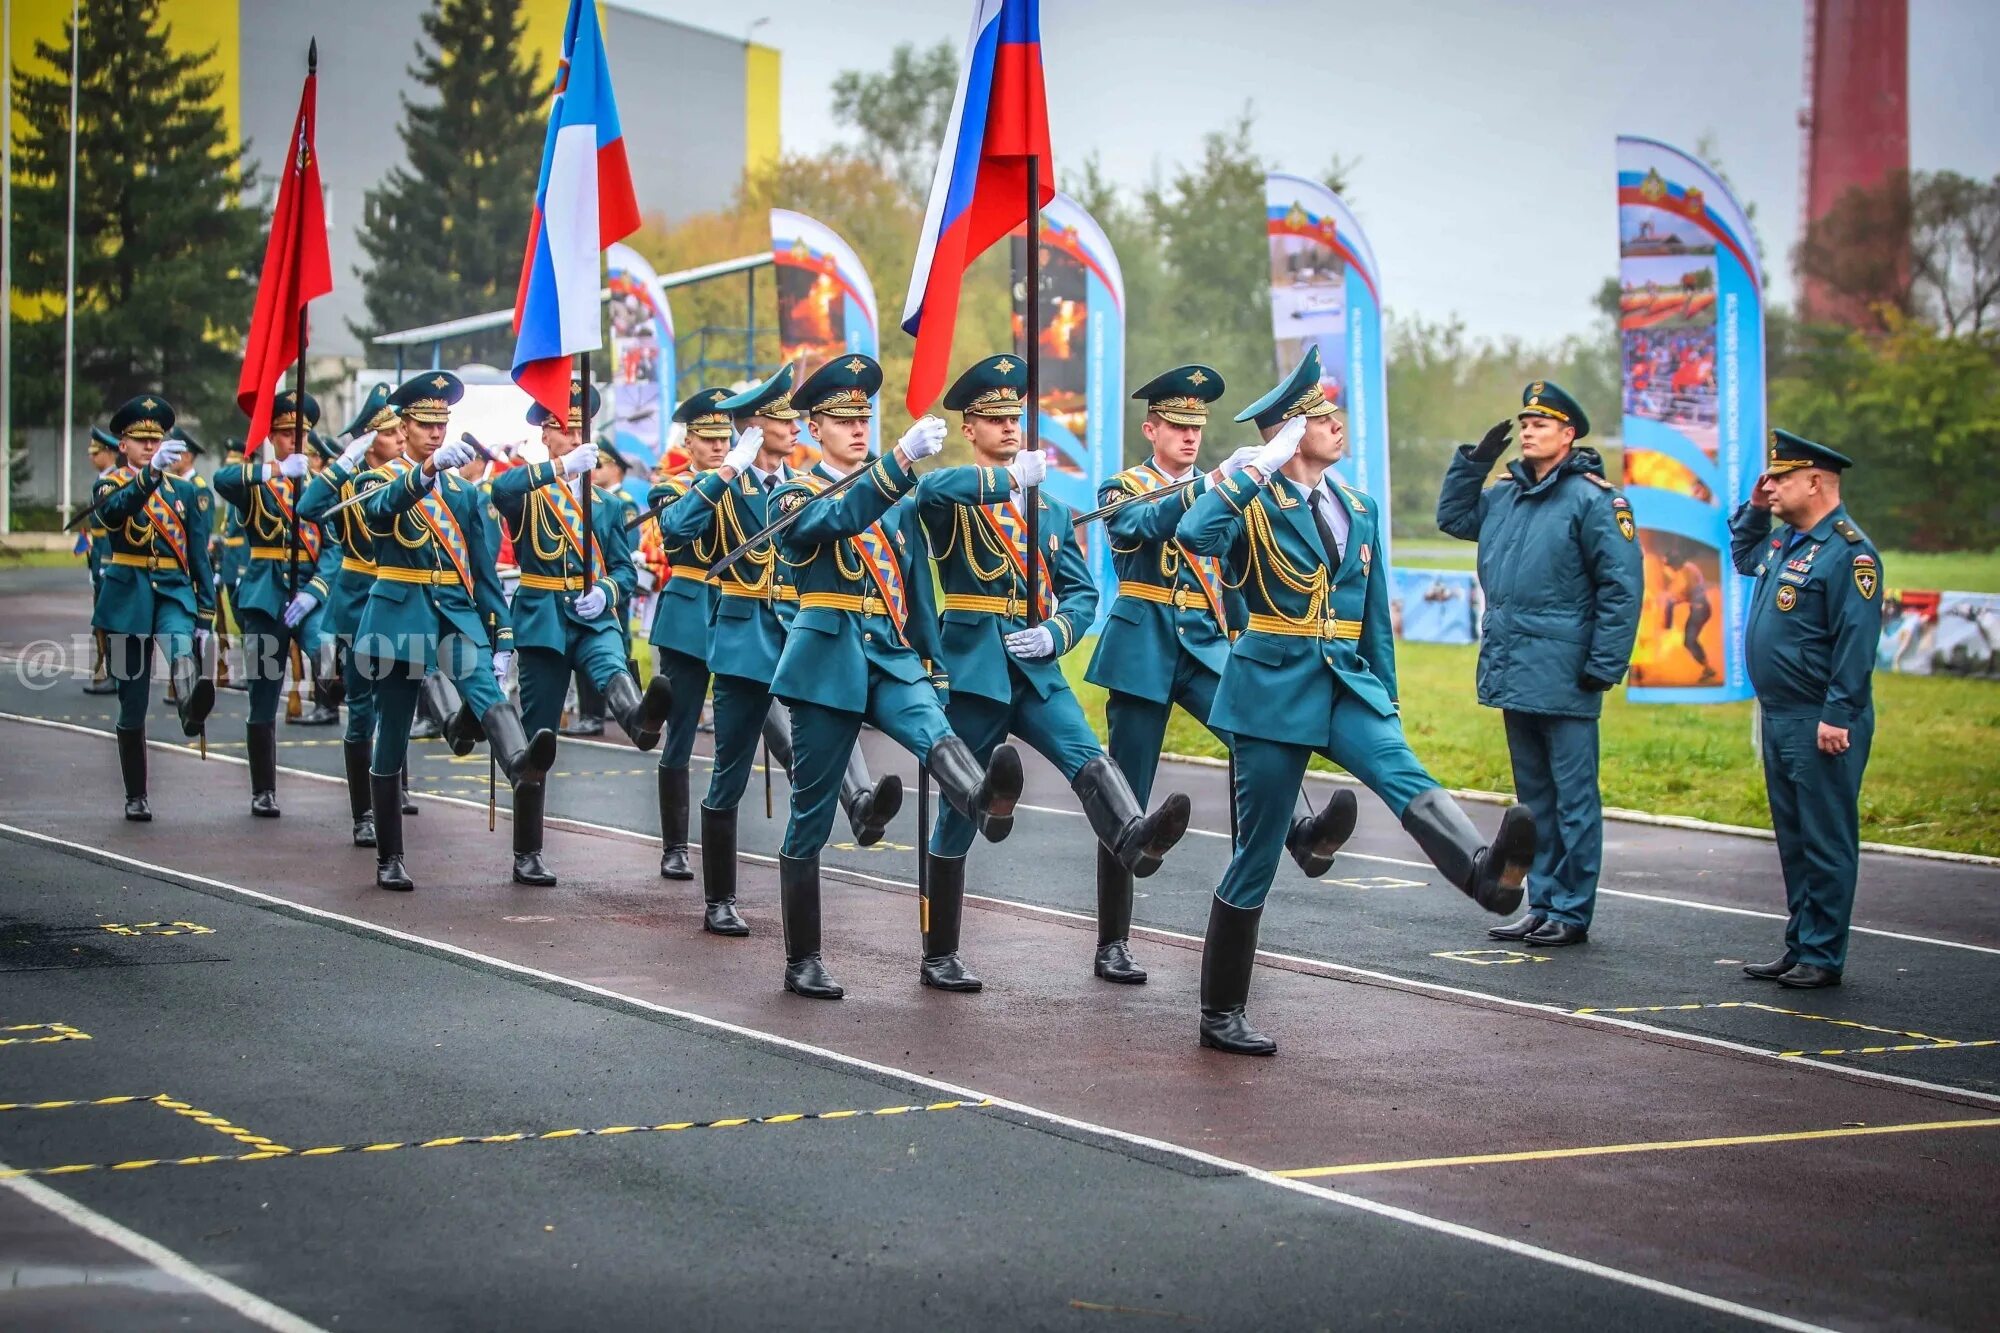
[1023,153,1042,628]
[578,350,594,591]
[287,38,317,604]
[57,0,78,529]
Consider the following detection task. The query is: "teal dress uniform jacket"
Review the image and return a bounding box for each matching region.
[299,458,382,639]
[487,462,636,653]
[90,465,217,635]
[659,465,788,684]
[645,472,717,661]
[212,462,334,619]
[1084,463,1238,702]
[356,461,514,669]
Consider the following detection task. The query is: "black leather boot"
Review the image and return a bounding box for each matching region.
[1487,912,1545,941]
[408,692,443,741]
[85,631,119,694]
[312,639,345,709]
[1286,788,1358,877]
[561,676,605,737]
[1199,898,1275,1056]
[247,722,281,817]
[512,781,556,886]
[841,748,902,848]
[400,763,418,815]
[1399,788,1530,916]
[483,701,556,790]
[780,853,842,999]
[603,672,671,752]
[658,766,693,880]
[1093,845,1146,984]
[700,804,747,935]
[442,700,486,759]
[928,736,1023,843]
[117,727,151,822]
[370,772,413,891]
[416,673,462,748]
[1073,754,1190,879]
[343,739,376,848]
[919,854,982,992]
[172,654,214,739]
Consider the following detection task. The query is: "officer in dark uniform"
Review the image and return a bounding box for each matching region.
[214,437,251,691]
[1729,430,1882,989]
[82,427,122,695]
[1436,380,1643,947]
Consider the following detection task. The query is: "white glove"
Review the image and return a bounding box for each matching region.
[492,650,513,687]
[1217,444,1262,482]
[1250,417,1307,476]
[282,590,319,628]
[724,427,764,474]
[898,416,947,460]
[1004,625,1056,660]
[148,438,186,472]
[572,586,607,619]
[1008,448,1048,490]
[339,435,372,469]
[428,440,476,474]
[561,443,599,478]
[277,451,309,480]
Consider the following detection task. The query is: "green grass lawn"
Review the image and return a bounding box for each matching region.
[0,549,85,570]
[1065,639,2000,857]
[1389,541,2000,593]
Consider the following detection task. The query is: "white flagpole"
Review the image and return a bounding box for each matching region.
[1,0,14,535]
[58,0,79,527]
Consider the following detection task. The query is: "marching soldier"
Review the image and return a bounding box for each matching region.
[559,441,640,738]
[1085,366,1358,983]
[1176,348,1534,1055]
[213,390,339,816]
[90,396,217,819]
[290,431,347,727]
[82,427,122,695]
[489,381,673,886]
[915,354,1192,991]
[767,353,1022,997]
[1436,381,1642,948]
[215,437,251,691]
[355,372,554,892]
[1729,430,1881,989]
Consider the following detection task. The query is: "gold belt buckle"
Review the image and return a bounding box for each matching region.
[863,594,884,616]
[1172,585,1191,611]
[1004,592,1021,619]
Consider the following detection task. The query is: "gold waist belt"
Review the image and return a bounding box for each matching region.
[375,566,462,587]
[667,563,716,586]
[1244,613,1362,640]
[1118,583,1213,613]
[518,572,588,592]
[110,553,181,572]
[798,591,891,617]
[341,557,378,576]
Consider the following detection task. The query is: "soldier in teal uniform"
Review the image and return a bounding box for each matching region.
[915,354,1192,992]
[1085,366,1359,984]
[287,430,348,728]
[213,437,251,691]
[489,381,672,886]
[90,396,216,819]
[213,390,338,816]
[767,354,1023,997]
[1730,430,1882,989]
[82,427,122,695]
[1436,381,1643,948]
[1176,348,1534,1055]
[354,372,554,892]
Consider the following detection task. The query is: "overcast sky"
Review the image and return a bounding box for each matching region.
[622,0,2000,346]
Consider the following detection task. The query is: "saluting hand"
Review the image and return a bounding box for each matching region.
[723,428,764,476]
[1816,722,1850,756]
[1469,419,1513,463]
[1249,417,1305,477]
[339,435,372,470]
[148,438,187,473]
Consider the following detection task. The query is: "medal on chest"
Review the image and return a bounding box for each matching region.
[1775,584,1797,612]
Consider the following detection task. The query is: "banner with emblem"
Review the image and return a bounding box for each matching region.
[1010,190,1124,618]
[772,209,881,459]
[605,242,678,477]
[1263,173,1390,557]
[1615,136,1761,704]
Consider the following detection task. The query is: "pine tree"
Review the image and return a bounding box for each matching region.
[8,0,263,432]
[354,0,546,366]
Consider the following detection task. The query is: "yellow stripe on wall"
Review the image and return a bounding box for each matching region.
[744,41,780,176]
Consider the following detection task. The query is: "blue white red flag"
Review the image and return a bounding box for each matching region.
[901,0,1052,416]
[512,0,642,418]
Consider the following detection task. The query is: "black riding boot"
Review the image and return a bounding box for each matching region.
[1093,845,1146,984]
[415,673,462,747]
[604,672,671,752]
[919,854,982,992]
[313,639,345,709]
[483,701,556,790]
[343,739,376,847]
[172,654,214,739]
[927,736,1023,843]
[442,700,486,759]
[1399,787,1531,915]
[117,727,150,821]
[1199,898,1275,1056]
[512,781,555,886]
[370,772,413,891]
[1073,754,1190,878]
[400,762,418,815]
[840,746,902,847]
[1286,788,1359,877]
[658,766,693,880]
[700,804,747,935]
[247,722,281,817]
[561,676,605,737]
[780,853,842,999]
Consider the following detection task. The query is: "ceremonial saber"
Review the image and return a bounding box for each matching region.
[319,430,502,521]
[706,461,874,578]
[1070,476,1199,529]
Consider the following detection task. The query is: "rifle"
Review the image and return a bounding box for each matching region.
[707,463,875,579]
[1069,476,1200,529]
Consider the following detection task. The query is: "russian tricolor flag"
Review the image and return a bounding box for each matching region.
[512,0,642,418]
[901,0,1052,416]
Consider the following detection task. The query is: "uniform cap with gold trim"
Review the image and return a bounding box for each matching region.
[1517,378,1590,439]
[388,371,464,424]
[342,383,398,438]
[267,389,321,434]
[1132,364,1224,426]
[1766,428,1853,474]
[673,386,738,440]
[796,354,882,419]
[717,363,800,421]
[943,353,1026,418]
[526,379,602,431]
[109,395,176,442]
[1233,345,1339,429]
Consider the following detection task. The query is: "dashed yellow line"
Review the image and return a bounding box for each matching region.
[1569,1000,1996,1060]
[100,921,214,937]
[0,1023,90,1047]
[151,1096,292,1154]
[0,1094,155,1112]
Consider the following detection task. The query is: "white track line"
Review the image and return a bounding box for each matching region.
[0,821,1836,1333]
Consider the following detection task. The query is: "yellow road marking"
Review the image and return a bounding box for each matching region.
[151,1095,292,1154]
[1431,949,1547,966]
[1273,1116,2000,1179]
[0,1022,90,1047]
[1572,1000,1996,1059]
[101,921,214,937]
[0,1094,154,1112]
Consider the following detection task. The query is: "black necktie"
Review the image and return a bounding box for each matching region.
[1308,492,1342,566]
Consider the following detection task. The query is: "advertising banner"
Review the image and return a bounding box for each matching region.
[1263,173,1390,550]
[772,208,881,459]
[1010,191,1125,611]
[604,242,676,475]
[1616,137,1762,703]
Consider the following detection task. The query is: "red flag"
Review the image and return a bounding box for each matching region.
[237,59,332,449]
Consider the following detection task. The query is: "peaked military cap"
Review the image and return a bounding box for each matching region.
[223,436,245,458]
[88,426,120,452]
[1133,364,1224,426]
[1234,346,1338,429]
[717,363,799,421]
[306,429,341,462]
[270,388,321,433]
[167,425,205,457]
[674,387,738,440]
[388,371,464,424]
[1767,428,1852,474]
[527,379,602,431]
[344,383,398,438]
[109,395,175,442]
[597,441,630,472]
[1518,379,1590,439]
[796,354,882,419]
[943,353,1027,418]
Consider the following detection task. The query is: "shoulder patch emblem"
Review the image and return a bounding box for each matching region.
[1853,563,1878,600]
[1776,584,1798,612]
[1616,509,1635,541]
[198,493,210,512]
[778,490,807,514]
[1584,473,1615,490]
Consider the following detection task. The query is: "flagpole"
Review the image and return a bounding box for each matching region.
[578,350,593,592]
[58,0,79,529]
[1023,153,1042,629]
[2,0,14,535]
[288,38,317,602]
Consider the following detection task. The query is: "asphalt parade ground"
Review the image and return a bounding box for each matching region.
[2,567,1998,1330]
